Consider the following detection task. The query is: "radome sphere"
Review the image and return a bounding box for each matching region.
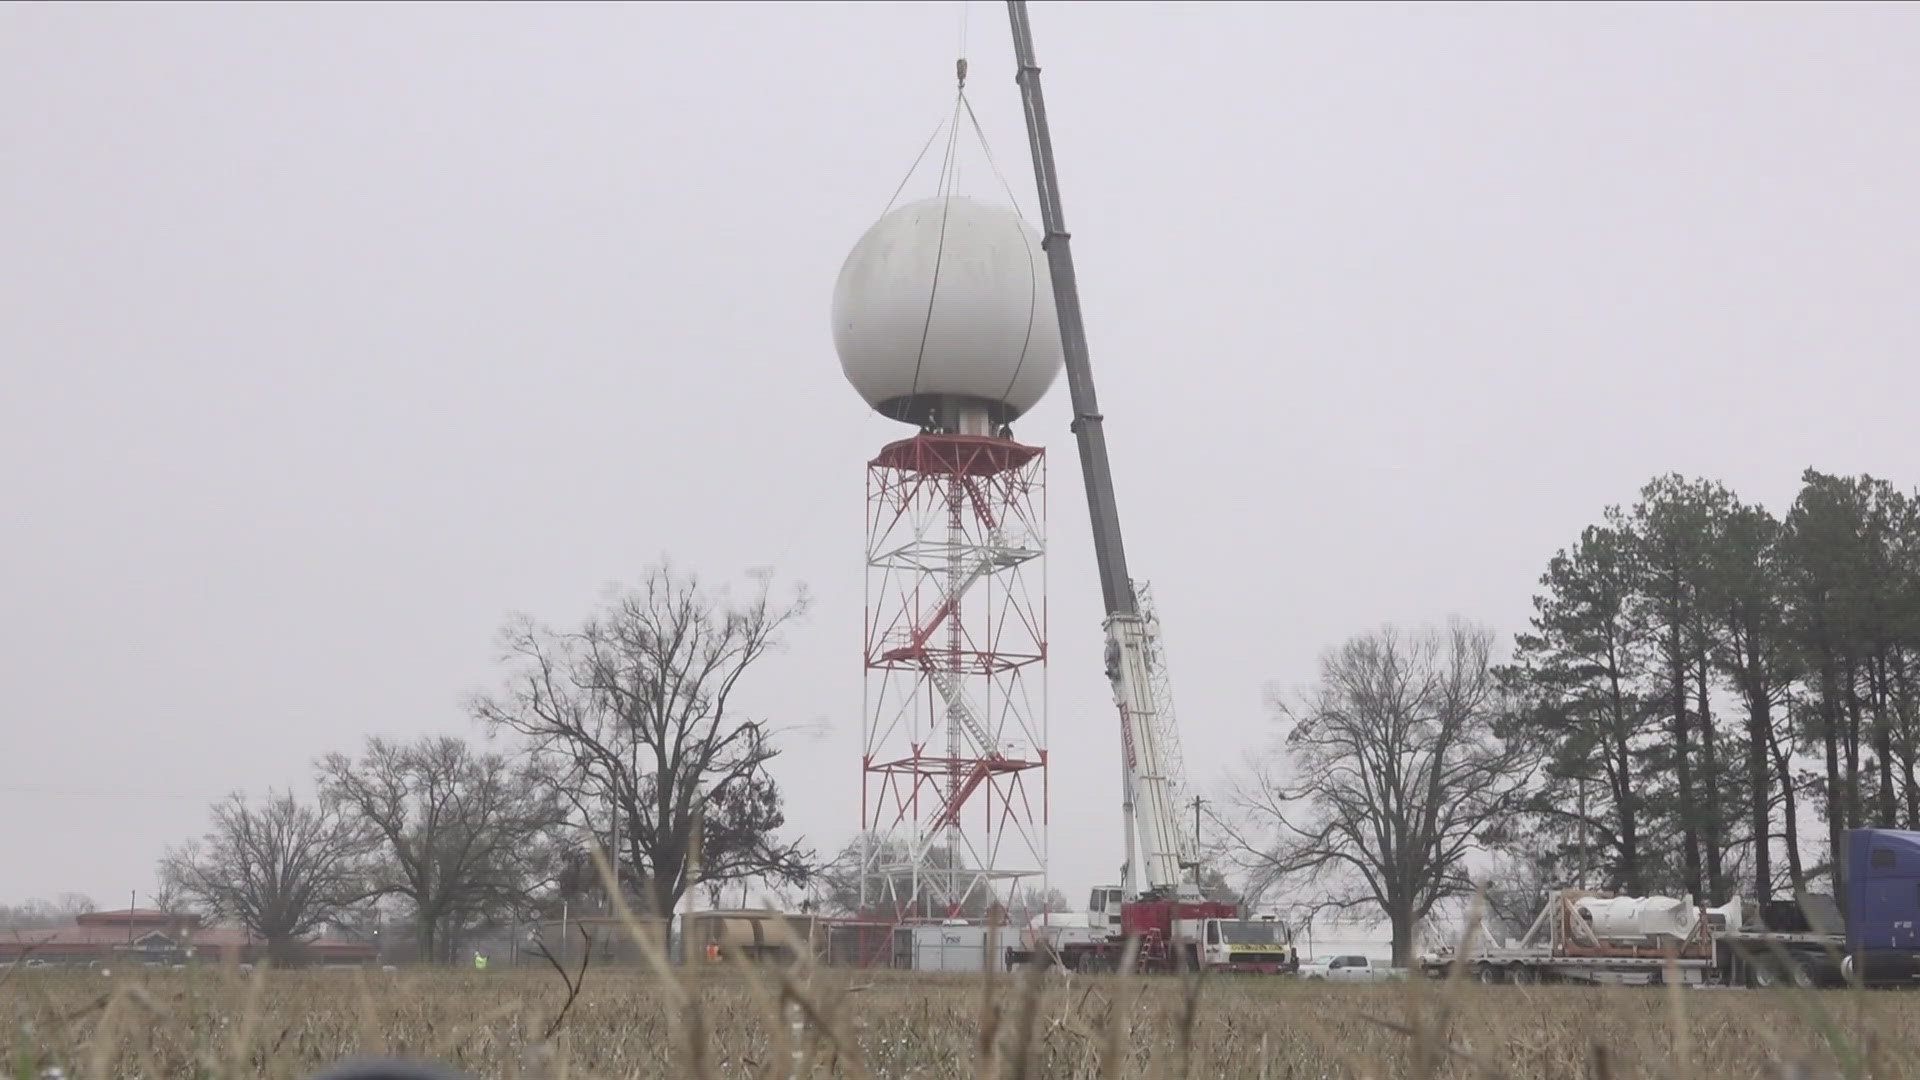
[833,196,1063,426]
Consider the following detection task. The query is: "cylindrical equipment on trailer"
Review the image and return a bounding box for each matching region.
[1572,896,1698,941]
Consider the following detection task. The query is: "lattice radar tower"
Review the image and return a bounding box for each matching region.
[833,195,1061,918]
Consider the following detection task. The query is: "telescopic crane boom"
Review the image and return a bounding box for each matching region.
[1006,0,1197,899]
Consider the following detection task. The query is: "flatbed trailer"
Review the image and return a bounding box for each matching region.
[1420,890,1720,986]
[1424,831,1920,988]
[1691,892,1844,987]
[1714,928,1846,988]
[1429,925,1853,987]
[1423,892,1869,988]
[1439,952,1718,987]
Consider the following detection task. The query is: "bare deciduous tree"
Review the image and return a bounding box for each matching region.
[474,565,814,918]
[318,735,564,963]
[1028,887,1074,915]
[149,873,189,916]
[1222,621,1538,965]
[0,895,95,929]
[1196,866,1241,907]
[159,791,365,962]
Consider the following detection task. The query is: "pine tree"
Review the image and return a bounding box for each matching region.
[1703,496,1800,901]
[1628,475,1733,901]
[1504,517,1654,895]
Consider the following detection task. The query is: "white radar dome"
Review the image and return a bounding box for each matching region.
[833,196,1062,427]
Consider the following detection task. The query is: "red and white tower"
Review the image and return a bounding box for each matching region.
[833,195,1062,919]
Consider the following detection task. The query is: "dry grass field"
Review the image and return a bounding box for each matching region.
[5,962,1919,1080]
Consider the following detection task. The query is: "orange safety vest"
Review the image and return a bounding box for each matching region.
[705,941,721,962]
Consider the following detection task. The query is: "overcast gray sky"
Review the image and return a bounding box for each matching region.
[4,2,1917,909]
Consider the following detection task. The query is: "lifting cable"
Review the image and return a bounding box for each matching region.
[880,119,949,220]
[878,0,1039,425]
[962,91,1041,416]
[904,74,967,409]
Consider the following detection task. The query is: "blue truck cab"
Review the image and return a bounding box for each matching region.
[1845,828,1920,984]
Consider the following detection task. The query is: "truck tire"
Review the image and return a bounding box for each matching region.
[1509,965,1537,987]
[1785,958,1815,989]
[1475,962,1502,986]
[1750,956,1814,990]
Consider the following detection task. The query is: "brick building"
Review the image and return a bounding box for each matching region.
[0,909,377,967]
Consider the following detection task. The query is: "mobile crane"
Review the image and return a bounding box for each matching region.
[1005,0,1294,975]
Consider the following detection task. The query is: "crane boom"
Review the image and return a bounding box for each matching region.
[1006,0,1133,618]
[1007,0,1196,899]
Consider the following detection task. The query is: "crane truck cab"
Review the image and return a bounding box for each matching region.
[1202,913,1298,974]
[1053,892,1296,974]
[1087,886,1127,933]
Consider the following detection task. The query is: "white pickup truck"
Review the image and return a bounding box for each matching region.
[1297,954,1407,982]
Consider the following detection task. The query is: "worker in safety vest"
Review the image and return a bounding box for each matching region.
[705,941,721,963]
[473,951,488,972]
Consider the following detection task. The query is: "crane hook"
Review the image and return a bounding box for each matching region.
[956,57,968,90]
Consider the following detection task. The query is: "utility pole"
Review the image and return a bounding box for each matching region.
[608,785,621,914]
[684,806,704,967]
[1190,797,1207,892]
[1576,778,1590,890]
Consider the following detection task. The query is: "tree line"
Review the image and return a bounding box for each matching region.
[0,894,100,930]
[156,567,815,963]
[1223,468,1918,964]
[108,467,1920,967]
[1503,469,1919,906]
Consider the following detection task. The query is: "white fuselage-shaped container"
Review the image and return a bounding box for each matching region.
[1575,896,1698,941]
[833,196,1063,425]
